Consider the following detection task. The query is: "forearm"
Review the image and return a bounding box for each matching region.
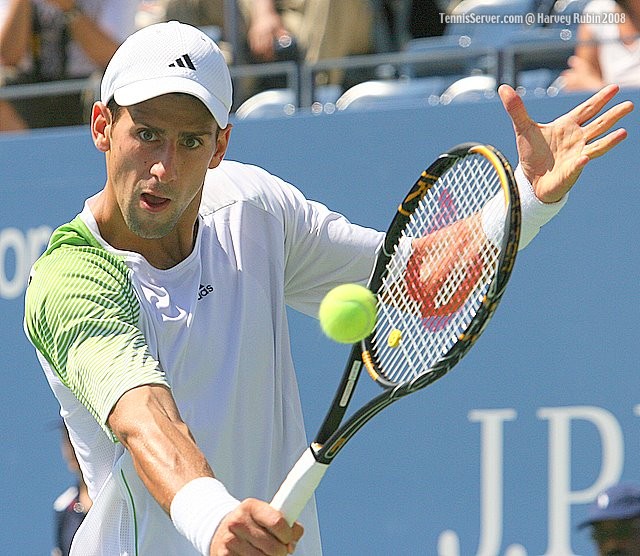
[108,384,243,554]
[0,0,31,67]
[108,385,215,513]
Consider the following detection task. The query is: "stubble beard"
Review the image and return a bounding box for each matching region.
[123,203,179,240]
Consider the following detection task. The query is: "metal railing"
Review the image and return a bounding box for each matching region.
[0,32,598,122]
[0,47,496,111]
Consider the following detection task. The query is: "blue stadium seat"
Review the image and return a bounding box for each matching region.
[234,85,342,119]
[547,0,591,32]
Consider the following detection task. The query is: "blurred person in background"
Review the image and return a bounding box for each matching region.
[0,0,137,132]
[238,0,374,86]
[159,0,234,62]
[579,482,640,556]
[561,0,640,91]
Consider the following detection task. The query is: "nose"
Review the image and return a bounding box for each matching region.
[150,143,178,182]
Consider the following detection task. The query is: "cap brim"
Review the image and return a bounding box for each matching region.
[578,509,640,529]
[112,75,229,128]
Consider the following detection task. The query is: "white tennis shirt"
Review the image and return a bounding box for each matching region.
[24,160,564,555]
[25,160,384,555]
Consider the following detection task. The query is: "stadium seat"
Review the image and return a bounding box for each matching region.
[234,85,342,119]
[234,89,297,120]
[547,0,591,31]
[335,77,448,111]
[440,74,498,104]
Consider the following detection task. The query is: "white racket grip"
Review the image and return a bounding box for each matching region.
[271,447,329,525]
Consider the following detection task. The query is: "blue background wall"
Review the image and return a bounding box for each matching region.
[1,90,638,555]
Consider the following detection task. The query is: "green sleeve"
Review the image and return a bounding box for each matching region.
[24,221,168,437]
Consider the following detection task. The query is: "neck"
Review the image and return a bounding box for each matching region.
[88,193,200,269]
[115,218,200,269]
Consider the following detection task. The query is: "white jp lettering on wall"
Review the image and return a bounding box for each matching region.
[435,406,634,555]
[0,226,51,300]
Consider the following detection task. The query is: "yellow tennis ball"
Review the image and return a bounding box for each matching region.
[318,284,377,344]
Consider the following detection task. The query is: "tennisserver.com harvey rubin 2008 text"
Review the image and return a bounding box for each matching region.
[439,11,626,26]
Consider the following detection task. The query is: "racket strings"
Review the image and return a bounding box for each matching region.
[371,154,507,385]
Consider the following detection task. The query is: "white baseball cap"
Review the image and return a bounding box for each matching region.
[100,21,233,128]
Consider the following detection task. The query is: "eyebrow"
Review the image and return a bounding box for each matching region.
[133,119,215,139]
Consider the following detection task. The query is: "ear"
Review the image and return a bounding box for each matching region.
[208,124,232,169]
[91,102,112,153]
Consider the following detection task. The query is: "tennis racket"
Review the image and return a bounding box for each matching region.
[271,142,521,524]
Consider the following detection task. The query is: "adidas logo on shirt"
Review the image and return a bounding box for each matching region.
[197,283,214,301]
[169,53,196,70]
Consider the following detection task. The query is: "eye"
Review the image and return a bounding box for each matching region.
[137,128,157,142]
[182,136,203,149]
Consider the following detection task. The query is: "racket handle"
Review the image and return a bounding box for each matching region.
[270,447,329,525]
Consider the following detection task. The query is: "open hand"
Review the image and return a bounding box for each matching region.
[499,84,633,203]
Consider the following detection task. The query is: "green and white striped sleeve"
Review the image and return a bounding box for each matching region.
[24,220,168,438]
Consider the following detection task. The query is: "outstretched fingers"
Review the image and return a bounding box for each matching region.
[581,101,634,159]
[566,83,622,125]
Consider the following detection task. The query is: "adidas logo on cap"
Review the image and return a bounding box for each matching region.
[169,54,196,70]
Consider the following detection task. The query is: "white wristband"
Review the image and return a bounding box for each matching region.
[481,164,569,251]
[514,164,568,249]
[170,477,241,556]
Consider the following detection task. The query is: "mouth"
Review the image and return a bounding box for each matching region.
[140,192,170,212]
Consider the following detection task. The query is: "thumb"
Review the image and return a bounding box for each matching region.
[498,84,532,132]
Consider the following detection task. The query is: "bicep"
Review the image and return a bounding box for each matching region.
[108,383,182,441]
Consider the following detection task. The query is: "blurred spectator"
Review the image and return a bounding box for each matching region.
[579,482,640,556]
[238,0,375,85]
[561,0,640,91]
[162,0,223,31]
[0,0,137,132]
[160,0,234,62]
[134,0,165,29]
[51,423,91,556]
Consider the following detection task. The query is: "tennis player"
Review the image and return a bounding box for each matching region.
[23,21,633,556]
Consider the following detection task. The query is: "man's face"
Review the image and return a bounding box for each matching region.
[104,93,224,241]
[592,517,640,556]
